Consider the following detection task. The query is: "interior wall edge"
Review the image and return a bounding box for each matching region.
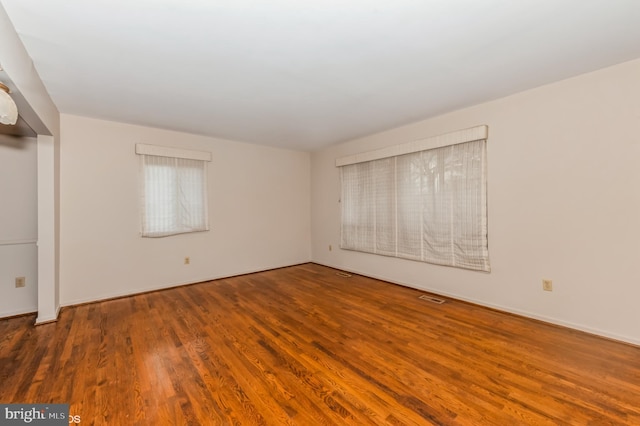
[34,305,60,325]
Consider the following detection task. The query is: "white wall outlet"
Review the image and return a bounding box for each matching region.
[542,279,553,291]
[15,277,26,288]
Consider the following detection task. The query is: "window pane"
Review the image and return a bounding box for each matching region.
[140,154,208,237]
[396,153,422,260]
[373,158,396,256]
[341,162,375,252]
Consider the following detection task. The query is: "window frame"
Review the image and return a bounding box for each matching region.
[136,144,212,238]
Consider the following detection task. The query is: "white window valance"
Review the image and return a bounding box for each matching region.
[336,125,487,167]
[135,143,212,162]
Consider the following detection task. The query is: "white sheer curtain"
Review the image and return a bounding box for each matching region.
[340,139,489,272]
[139,154,209,238]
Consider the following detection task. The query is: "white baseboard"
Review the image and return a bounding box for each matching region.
[60,261,309,307]
[35,305,60,325]
[313,261,640,347]
[0,307,37,319]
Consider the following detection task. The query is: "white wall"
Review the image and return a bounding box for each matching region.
[311,58,640,345]
[1,2,61,323]
[60,114,311,305]
[0,135,38,316]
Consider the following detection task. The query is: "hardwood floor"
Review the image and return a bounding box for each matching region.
[1,263,639,425]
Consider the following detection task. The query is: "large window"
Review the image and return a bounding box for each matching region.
[136,144,211,237]
[337,126,490,272]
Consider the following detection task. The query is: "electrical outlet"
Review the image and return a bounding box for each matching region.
[184,257,190,265]
[329,245,332,251]
[542,279,553,292]
[15,277,26,288]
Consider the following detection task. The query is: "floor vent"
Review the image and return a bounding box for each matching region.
[419,295,446,304]
[336,272,352,278]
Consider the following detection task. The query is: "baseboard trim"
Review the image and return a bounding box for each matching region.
[35,305,61,325]
[60,262,311,309]
[0,310,37,321]
[311,262,640,348]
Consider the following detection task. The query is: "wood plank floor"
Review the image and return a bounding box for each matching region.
[1,263,639,425]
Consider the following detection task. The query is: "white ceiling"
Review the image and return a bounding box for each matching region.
[2,0,640,151]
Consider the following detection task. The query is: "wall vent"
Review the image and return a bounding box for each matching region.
[418,295,446,304]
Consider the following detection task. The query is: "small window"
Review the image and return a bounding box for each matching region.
[136,144,211,237]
